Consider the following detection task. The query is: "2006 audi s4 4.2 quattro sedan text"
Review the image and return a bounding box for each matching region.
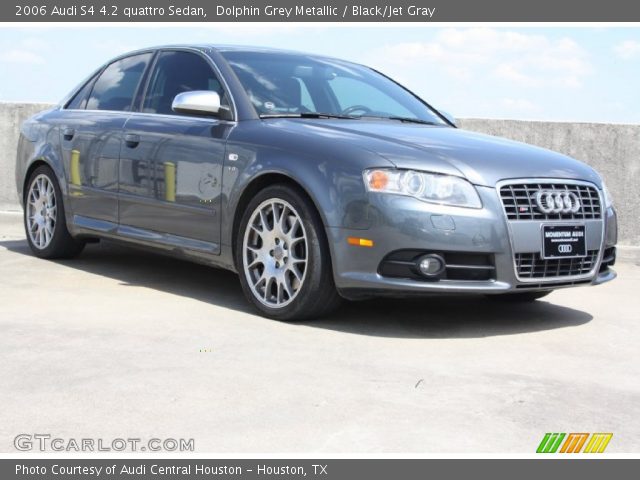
[16,45,618,320]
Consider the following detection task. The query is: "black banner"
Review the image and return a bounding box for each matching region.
[3,459,639,479]
[5,0,640,22]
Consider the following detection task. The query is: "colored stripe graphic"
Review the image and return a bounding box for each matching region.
[560,433,589,453]
[537,433,566,453]
[583,433,613,453]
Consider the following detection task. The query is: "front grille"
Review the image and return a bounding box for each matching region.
[499,182,601,220]
[515,250,599,279]
[515,280,591,289]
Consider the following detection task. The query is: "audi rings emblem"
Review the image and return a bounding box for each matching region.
[534,190,581,214]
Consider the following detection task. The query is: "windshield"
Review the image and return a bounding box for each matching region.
[221,51,448,125]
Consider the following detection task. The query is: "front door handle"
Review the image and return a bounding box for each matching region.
[124,134,140,148]
[62,128,75,141]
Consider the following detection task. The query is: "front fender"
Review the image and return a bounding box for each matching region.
[218,123,395,270]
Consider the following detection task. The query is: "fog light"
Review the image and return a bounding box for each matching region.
[417,254,445,277]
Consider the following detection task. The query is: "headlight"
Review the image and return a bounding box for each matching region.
[364,168,482,209]
[602,182,614,208]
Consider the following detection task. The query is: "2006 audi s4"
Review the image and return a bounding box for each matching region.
[16,45,618,320]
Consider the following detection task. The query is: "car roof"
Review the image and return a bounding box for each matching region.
[114,44,347,63]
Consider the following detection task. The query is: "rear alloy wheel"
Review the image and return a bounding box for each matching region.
[486,291,552,302]
[237,185,341,320]
[24,166,84,259]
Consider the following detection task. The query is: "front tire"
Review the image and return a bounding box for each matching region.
[235,184,341,321]
[24,165,84,259]
[486,291,552,302]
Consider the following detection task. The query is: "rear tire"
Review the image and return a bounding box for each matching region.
[235,184,341,321]
[24,165,85,259]
[486,291,552,302]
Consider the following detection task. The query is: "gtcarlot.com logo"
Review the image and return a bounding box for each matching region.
[14,434,195,452]
[536,433,613,453]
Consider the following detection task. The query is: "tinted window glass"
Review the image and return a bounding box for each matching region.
[143,51,227,115]
[328,76,414,118]
[87,53,151,111]
[66,73,98,110]
[221,51,446,124]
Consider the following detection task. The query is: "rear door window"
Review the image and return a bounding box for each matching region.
[66,73,99,110]
[87,53,152,112]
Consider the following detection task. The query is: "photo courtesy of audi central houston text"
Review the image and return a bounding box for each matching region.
[16,44,618,320]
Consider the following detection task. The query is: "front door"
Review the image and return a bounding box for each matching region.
[118,50,233,253]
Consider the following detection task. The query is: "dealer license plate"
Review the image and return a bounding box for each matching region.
[542,225,587,259]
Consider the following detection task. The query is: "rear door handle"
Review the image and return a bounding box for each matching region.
[124,134,140,148]
[62,128,75,141]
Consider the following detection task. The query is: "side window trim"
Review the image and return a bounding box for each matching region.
[134,50,160,113]
[63,68,104,110]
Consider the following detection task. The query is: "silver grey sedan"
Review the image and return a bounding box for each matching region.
[16,45,617,320]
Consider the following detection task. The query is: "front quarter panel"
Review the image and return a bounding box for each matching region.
[219,119,396,268]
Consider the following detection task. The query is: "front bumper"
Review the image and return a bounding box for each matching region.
[329,184,617,299]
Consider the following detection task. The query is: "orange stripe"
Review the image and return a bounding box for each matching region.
[560,435,575,453]
[574,434,589,453]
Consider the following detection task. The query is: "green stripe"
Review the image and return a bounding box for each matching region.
[547,433,566,453]
[537,433,552,453]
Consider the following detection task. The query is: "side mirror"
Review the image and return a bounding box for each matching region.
[171,91,224,116]
[440,110,457,127]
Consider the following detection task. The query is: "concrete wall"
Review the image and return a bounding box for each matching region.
[0,102,56,209]
[458,119,639,246]
[1,103,638,245]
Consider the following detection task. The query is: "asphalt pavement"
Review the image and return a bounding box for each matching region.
[1,211,639,453]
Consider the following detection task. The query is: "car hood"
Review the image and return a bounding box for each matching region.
[270,119,602,188]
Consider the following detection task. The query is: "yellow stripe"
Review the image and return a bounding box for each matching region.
[70,149,81,186]
[596,434,613,453]
[164,162,176,202]
[584,434,598,453]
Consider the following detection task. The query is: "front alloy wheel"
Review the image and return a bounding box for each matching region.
[243,198,308,308]
[236,184,341,320]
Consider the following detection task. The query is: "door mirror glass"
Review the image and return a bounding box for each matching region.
[172,91,223,116]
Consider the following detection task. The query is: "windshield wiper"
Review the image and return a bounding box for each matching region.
[357,115,441,125]
[259,112,356,120]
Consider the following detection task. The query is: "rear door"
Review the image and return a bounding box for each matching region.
[60,52,152,227]
[118,49,233,253]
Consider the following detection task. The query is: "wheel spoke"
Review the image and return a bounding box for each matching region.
[283,276,295,299]
[287,216,299,235]
[271,202,280,229]
[276,280,283,304]
[263,276,274,301]
[290,255,307,264]
[250,223,263,238]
